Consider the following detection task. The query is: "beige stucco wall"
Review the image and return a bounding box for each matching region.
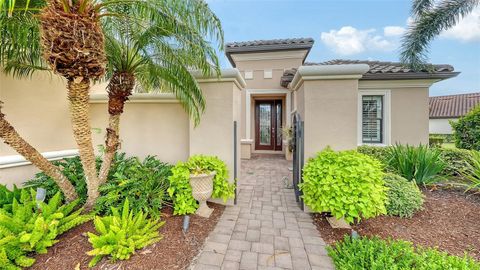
[390,87,429,145]
[302,80,358,158]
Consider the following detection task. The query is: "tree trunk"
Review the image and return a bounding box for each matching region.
[67,78,99,210]
[0,102,78,201]
[98,72,134,185]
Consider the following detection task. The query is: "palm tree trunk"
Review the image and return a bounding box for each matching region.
[0,102,78,201]
[98,72,134,184]
[67,78,99,210]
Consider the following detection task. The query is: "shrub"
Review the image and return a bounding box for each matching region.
[388,144,446,185]
[429,135,444,148]
[299,149,387,224]
[168,155,235,215]
[95,156,172,218]
[357,145,390,165]
[463,150,480,192]
[0,187,91,269]
[87,199,163,267]
[452,106,480,151]
[384,173,424,218]
[327,236,479,270]
[439,148,474,177]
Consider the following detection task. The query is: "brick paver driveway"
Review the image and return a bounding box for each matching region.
[190,155,334,270]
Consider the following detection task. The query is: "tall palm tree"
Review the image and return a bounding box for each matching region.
[97,1,223,184]
[401,0,479,70]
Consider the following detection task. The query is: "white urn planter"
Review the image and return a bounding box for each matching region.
[190,172,216,218]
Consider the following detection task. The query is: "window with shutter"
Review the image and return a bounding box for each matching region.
[362,96,383,143]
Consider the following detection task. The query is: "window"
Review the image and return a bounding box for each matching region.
[362,95,383,143]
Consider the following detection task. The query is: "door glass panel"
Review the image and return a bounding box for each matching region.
[276,102,282,147]
[259,104,271,145]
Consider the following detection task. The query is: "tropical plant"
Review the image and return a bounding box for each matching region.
[87,199,163,267]
[327,236,479,270]
[451,106,480,151]
[95,156,172,218]
[401,0,479,70]
[462,150,480,192]
[96,0,223,185]
[439,148,474,177]
[0,184,21,210]
[387,144,446,185]
[384,173,424,218]
[168,155,234,215]
[0,188,92,269]
[300,148,387,224]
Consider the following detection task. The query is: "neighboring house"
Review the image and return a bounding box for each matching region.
[225,38,458,159]
[429,92,480,134]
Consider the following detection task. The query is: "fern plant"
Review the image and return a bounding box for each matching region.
[0,184,22,211]
[87,199,164,267]
[0,188,92,269]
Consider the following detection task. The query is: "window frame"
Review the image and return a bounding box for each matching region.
[358,90,391,146]
[362,95,384,144]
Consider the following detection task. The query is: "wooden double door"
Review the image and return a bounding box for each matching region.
[255,99,282,151]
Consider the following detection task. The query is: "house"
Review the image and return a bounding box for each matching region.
[225,38,458,159]
[0,37,459,188]
[429,92,480,134]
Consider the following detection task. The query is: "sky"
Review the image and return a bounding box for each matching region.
[205,0,480,96]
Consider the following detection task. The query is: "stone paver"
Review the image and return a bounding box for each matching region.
[191,155,334,270]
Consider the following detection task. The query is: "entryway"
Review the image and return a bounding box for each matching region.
[255,99,282,151]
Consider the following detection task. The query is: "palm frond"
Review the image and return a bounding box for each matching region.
[411,0,434,18]
[401,0,479,70]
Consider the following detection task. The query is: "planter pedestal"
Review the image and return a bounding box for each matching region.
[190,172,216,218]
[326,216,351,229]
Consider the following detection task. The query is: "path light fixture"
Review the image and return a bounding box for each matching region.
[36,187,47,209]
[183,215,190,233]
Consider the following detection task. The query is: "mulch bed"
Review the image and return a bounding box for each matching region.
[313,188,480,260]
[29,202,225,270]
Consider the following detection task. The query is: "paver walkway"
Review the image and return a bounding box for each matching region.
[190,155,334,270]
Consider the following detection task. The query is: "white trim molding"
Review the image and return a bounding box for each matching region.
[290,64,370,91]
[231,50,308,62]
[245,89,292,141]
[0,149,79,169]
[194,68,247,89]
[90,93,179,103]
[357,89,391,146]
[358,79,438,89]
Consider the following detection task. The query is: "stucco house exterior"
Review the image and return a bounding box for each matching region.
[429,92,480,134]
[0,37,459,190]
[225,38,458,159]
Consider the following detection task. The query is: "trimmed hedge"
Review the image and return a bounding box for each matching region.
[452,106,480,151]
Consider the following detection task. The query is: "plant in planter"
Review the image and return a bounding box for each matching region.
[168,155,234,216]
[300,148,387,225]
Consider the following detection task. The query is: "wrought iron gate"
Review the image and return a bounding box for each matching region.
[292,112,304,210]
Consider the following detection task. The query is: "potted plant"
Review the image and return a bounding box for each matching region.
[189,166,216,218]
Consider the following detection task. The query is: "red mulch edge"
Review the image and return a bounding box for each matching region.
[29,202,225,270]
[313,188,480,261]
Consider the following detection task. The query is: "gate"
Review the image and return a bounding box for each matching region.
[292,112,304,210]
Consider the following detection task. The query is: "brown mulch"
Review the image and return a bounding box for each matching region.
[29,202,225,270]
[313,188,480,260]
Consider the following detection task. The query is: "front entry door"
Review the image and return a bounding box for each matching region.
[255,100,282,151]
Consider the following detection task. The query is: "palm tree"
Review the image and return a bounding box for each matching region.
[401,0,479,70]
[0,0,223,208]
[97,1,223,184]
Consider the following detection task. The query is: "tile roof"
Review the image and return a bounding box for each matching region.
[280,59,458,87]
[429,92,480,118]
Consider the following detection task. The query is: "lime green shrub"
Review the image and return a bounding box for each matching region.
[87,199,163,267]
[0,187,91,269]
[384,173,424,218]
[327,236,479,270]
[299,149,387,224]
[168,155,235,215]
[452,106,480,151]
[388,144,446,185]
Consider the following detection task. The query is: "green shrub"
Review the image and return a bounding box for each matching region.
[357,145,390,165]
[168,155,235,215]
[299,149,387,224]
[452,106,480,151]
[0,187,91,269]
[463,150,480,192]
[439,148,474,177]
[87,199,163,267]
[429,135,445,148]
[388,144,446,185]
[95,156,172,218]
[327,236,479,270]
[384,173,424,218]
[0,185,22,211]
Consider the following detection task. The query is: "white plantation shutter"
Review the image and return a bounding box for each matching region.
[362,96,383,143]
